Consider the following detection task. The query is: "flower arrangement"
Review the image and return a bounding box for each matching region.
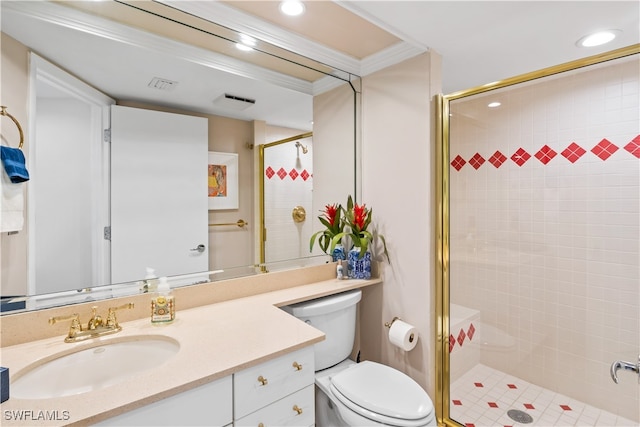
[310,195,389,262]
[309,202,344,255]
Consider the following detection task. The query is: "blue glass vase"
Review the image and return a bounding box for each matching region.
[347,247,372,279]
[331,244,346,262]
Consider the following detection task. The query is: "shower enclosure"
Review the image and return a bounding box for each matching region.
[437,46,640,426]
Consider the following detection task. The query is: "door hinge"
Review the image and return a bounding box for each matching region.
[103,129,111,143]
[104,226,111,241]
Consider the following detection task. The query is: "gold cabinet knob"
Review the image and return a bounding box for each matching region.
[292,361,302,371]
[293,405,303,415]
[257,375,268,386]
[258,424,264,427]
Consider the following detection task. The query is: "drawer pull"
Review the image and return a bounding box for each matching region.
[293,405,303,415]
[292,361,303,371]
[257,375,268,386]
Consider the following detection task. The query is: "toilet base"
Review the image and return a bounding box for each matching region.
[315,359,356,427]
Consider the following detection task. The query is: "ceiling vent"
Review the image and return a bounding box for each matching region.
[213,93,256,111]
[148,77,178,91]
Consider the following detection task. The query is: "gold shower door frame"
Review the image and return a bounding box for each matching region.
[435,44,640,427]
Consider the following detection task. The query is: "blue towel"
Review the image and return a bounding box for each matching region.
[1,146,29,183]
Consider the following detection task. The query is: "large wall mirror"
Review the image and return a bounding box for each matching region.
[0,0,359,313]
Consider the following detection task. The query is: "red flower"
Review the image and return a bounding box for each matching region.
[323,204,339,227]
[352,203,368,231]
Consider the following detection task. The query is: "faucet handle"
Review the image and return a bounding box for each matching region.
[105,302,135,329]
[49,313,82,341]
[87,306,104,330]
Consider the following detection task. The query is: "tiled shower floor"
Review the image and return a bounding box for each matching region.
[450,364,638,427]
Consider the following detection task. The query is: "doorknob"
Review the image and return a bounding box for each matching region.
[190,244,206,253]
[610,356,640,384]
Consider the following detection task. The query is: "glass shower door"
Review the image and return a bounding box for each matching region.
[442,52,640,427]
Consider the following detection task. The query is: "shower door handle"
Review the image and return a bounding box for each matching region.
[190,244,206,253]
[610,356,639,384]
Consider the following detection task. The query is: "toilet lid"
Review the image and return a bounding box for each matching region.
[330,361,434,422]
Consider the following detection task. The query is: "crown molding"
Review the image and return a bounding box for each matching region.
[360,42,427,76]
[4,1,314,95]
[159,0,363,76]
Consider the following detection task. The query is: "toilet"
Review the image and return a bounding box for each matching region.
[281,290,437,427]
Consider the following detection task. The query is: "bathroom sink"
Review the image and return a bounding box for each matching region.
[11,336,180,399]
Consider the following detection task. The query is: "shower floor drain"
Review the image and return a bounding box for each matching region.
[507,409,534,424]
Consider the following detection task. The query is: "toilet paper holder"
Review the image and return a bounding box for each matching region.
[384,316,400,328]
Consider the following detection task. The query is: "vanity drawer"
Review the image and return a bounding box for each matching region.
[234,346,314,419]
[234,384,314,427]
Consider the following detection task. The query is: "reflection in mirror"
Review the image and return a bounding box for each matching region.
[0,0,359,313]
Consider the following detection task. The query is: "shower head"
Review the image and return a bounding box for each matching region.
[295,141,308,154]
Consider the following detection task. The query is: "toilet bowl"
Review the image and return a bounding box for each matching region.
[282,290,436,427]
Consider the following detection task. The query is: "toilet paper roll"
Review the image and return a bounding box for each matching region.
[388,319,418,351]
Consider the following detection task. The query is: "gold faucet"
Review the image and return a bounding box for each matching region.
[49,303,134,343]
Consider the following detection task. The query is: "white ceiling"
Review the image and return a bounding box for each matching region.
[342,1,640,94]
[2,1,638,130]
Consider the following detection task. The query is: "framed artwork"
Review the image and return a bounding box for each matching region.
[208,151,238,210]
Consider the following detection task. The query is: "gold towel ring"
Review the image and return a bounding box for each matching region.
[0,106,25,149]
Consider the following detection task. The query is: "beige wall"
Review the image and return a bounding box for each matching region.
[359,52,441,397]
[0,33,29,297]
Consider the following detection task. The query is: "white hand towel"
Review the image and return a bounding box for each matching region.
[0,167,25,232]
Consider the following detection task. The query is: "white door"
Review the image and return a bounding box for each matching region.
[110,105,208,284]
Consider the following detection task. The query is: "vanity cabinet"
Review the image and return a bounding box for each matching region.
[234,346,315,427]
[95,375,232,427]
[96,346,315,427]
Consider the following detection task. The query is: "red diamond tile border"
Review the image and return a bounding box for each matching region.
[467,323,475,340]
[469,153,485,170]
[452,400,463,406]
[488,402,499,408]
[289,169,299,180]
[592,138,619,160]
[451,155,466,171]
[561,142,586,163]
[535,144,557,165]
[449,334,455,353]
[457,329,466,346]
[465,424,476,427]
[511,148,531,166]
[523,403,535,410]
[300,170,310,181]
[265,166,275,179]
[450,135,640,173]
[488,150,507,168]
[474,382,484,388]
[277,167,287,179]
[624,135,640,159]
[560,404,572,411]
[507,384,517,389]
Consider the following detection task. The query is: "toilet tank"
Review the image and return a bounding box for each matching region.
[282,290,362,371]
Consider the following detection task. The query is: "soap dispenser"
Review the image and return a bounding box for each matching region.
[151,277,175,324]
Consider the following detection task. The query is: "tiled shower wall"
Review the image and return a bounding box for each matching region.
[449,55,639,421]
[264,139,313,263]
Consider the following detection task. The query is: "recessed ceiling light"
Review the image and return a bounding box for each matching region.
[576,30,620,47]
[236,34,256,51]
[236,43,253,52]
[279,0,305,16]
[488,102,501,108]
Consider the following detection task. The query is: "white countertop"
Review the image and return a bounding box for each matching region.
[0,275,380,426]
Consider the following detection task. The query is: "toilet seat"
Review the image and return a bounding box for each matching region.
[329,361,434,427]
